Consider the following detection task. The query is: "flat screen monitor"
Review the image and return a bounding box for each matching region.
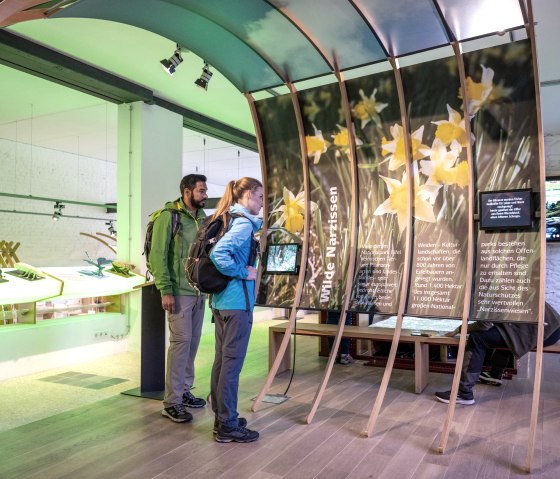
[264,243,300,275]
[546,177,560,242]
[479,189,533,230]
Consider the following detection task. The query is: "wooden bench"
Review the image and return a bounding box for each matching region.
[269,321,460,393]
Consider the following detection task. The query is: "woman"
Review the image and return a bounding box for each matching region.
[209,177,263,443]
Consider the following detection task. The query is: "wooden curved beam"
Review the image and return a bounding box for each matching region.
[79,232,117,254]
[252,80,312,412]
[305,60,359,424]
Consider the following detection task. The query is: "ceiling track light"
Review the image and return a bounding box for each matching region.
[195,62,213,90]
[160,44,183,75]
[52,201,65,221]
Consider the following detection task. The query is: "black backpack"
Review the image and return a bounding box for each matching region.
[143,207,181,280]
[185,212,242,294]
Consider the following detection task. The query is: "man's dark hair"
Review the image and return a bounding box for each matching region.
[180,174,207,195]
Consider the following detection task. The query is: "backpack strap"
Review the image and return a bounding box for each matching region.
[226,212,252,312]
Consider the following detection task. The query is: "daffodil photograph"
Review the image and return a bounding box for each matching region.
[255,94,304,307]
[401,55,469,318]
[345,70,405,314]
[464,40,542,322]
[297,82,352,310]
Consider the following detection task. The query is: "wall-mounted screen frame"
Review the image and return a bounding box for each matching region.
[479,189,533,231]
[263,243,301,275]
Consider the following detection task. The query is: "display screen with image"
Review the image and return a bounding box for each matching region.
[546,177,560,241]
[479,189,533,230]
[264,244,300,274]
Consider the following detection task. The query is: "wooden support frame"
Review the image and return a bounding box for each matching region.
[524,0,547,472]
[251,82,312,412]
[244,93,270,295]
[364,56,414,437]
[305,59,359,424]
[437,40,476,454]
[79,232,117,254]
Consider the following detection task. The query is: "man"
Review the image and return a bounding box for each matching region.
[149,174,208,422]
[436,302,560,405]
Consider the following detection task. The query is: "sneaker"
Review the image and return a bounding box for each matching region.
[182,391,207,408]
[478,371,503,386]
[213,417,247,434]
[339,354,354,365]
[161,405,193,423]
[215,424,259,443]
[435,390,475,405]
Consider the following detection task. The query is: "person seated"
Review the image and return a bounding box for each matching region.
[435,302,560,405]
[479,320,560,386]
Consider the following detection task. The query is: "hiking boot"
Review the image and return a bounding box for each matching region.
[215,424,259,443]
[478,371,503,386]
[182,391,207,408]
[339,354,354,365]
[161,404,193,423]
[435,389,475,405]
[213,417,247,434]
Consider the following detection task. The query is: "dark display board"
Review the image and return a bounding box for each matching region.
[255,94,303,307]
[468,40,541,322]
[401,56,469,318]
[479,189,533,230]
[345,71,405,314]
[297,83,352,310]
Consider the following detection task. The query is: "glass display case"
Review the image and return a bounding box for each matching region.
[0,265,145,326]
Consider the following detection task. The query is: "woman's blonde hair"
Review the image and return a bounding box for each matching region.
[212,177,263,220]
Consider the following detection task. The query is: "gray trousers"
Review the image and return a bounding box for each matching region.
[163,295,205,408]
[210,309,253,428]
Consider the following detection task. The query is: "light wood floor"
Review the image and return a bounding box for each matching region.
[1,332,560,479]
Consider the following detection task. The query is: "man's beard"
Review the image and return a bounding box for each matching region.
[191,197,206,209]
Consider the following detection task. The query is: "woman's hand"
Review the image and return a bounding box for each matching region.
[245,266,257,280]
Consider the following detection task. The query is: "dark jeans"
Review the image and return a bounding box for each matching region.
[326,311,352,356]
[210,309,252,428]
[460,327,506,393]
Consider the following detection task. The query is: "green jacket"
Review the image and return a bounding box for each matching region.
[149,198,206,296]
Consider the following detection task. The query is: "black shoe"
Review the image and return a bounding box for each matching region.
[215,424,259,443]
[161,405,193,423]
[478,371,503,386]
[435,389,475,405]
[182,391,207,408]
[213,417,247,434]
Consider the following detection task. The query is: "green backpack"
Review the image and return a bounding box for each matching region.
[143,207,181,280]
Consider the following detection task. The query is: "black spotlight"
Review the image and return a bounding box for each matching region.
[194,62,213,90]
[106,220,116,236]
[52,201,65,221]
[161,45,183,75]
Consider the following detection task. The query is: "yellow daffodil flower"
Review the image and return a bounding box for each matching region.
[352,89,388,128]
[374,172,438,233]
[332,125,363,159]
[418,139,468,189]
[381,124,429,171]
[271,187,317,234]
[303,100,320,122]
[461,65,512,116]
[305,124,329,164]
[432,104,472,149]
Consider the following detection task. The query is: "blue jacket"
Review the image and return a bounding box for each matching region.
[209,204,263,311]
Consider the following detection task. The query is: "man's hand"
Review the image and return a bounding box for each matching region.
[162,294,175,314]
[245,266,257,281]
[444,326,461,337]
